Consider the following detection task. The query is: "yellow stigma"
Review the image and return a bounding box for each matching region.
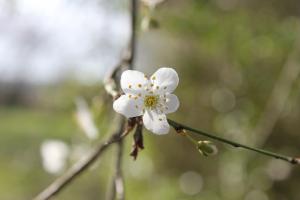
[144,95,159,109]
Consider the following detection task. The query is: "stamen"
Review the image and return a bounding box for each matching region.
[144,95,159,109]
[129,84,132,89]
[152,76,156,80]
[156,86,159,89]
[164,86,167,90]
[159,118,162,121]
[137,84,142,88]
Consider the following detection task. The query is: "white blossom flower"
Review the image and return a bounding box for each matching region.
[113,67,179,135]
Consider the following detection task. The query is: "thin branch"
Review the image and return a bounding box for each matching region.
[33,123,126,200]
[106,1,138,199]
[128,0,138,67]
[108,2,138,200]
[114,140,125,200]
[105,139,125,200]
[168,119,300,165]
[104,0,138,89]
[106,179,117,200]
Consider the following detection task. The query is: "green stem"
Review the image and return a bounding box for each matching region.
[186,134,198,145]
[168,119,299,165]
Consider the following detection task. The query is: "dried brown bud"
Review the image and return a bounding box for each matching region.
[130,122,144,160]
[122,117,138,137]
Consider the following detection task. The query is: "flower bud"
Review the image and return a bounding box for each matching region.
[197,140,218,156]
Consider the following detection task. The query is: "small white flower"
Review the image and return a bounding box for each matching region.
[113,67,179,135]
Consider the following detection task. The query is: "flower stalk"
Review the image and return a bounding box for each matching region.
[168,119,300,165]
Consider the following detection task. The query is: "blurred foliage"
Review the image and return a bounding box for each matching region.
[1,0,300,200]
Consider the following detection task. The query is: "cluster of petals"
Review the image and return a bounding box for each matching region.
[113,67,179,135]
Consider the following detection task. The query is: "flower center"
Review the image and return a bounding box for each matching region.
[144,95,159,109]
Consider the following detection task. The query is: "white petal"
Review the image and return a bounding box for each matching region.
[113,95,143,118]
[143,110,169,135]
[150,67,179,94]
[121,70,149,95]
[164,94,179,114]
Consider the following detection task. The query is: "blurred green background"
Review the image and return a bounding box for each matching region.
[0,0,300,199]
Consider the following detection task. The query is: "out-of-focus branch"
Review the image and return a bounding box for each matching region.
[104,0,138,97]
[106,139,125,200]
[33,123,126,200]
[253,32,300,146]
[128,0,138,68]
[106,1,138,200]
[114,149,125,200]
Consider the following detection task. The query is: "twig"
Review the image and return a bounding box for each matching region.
[106,139,125,200]
[168,119,300,165]
[104,0,138,97]
[114,139,125,200]
[33,124,126,200]
[106,1,138,199]
[128,0,138,67]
